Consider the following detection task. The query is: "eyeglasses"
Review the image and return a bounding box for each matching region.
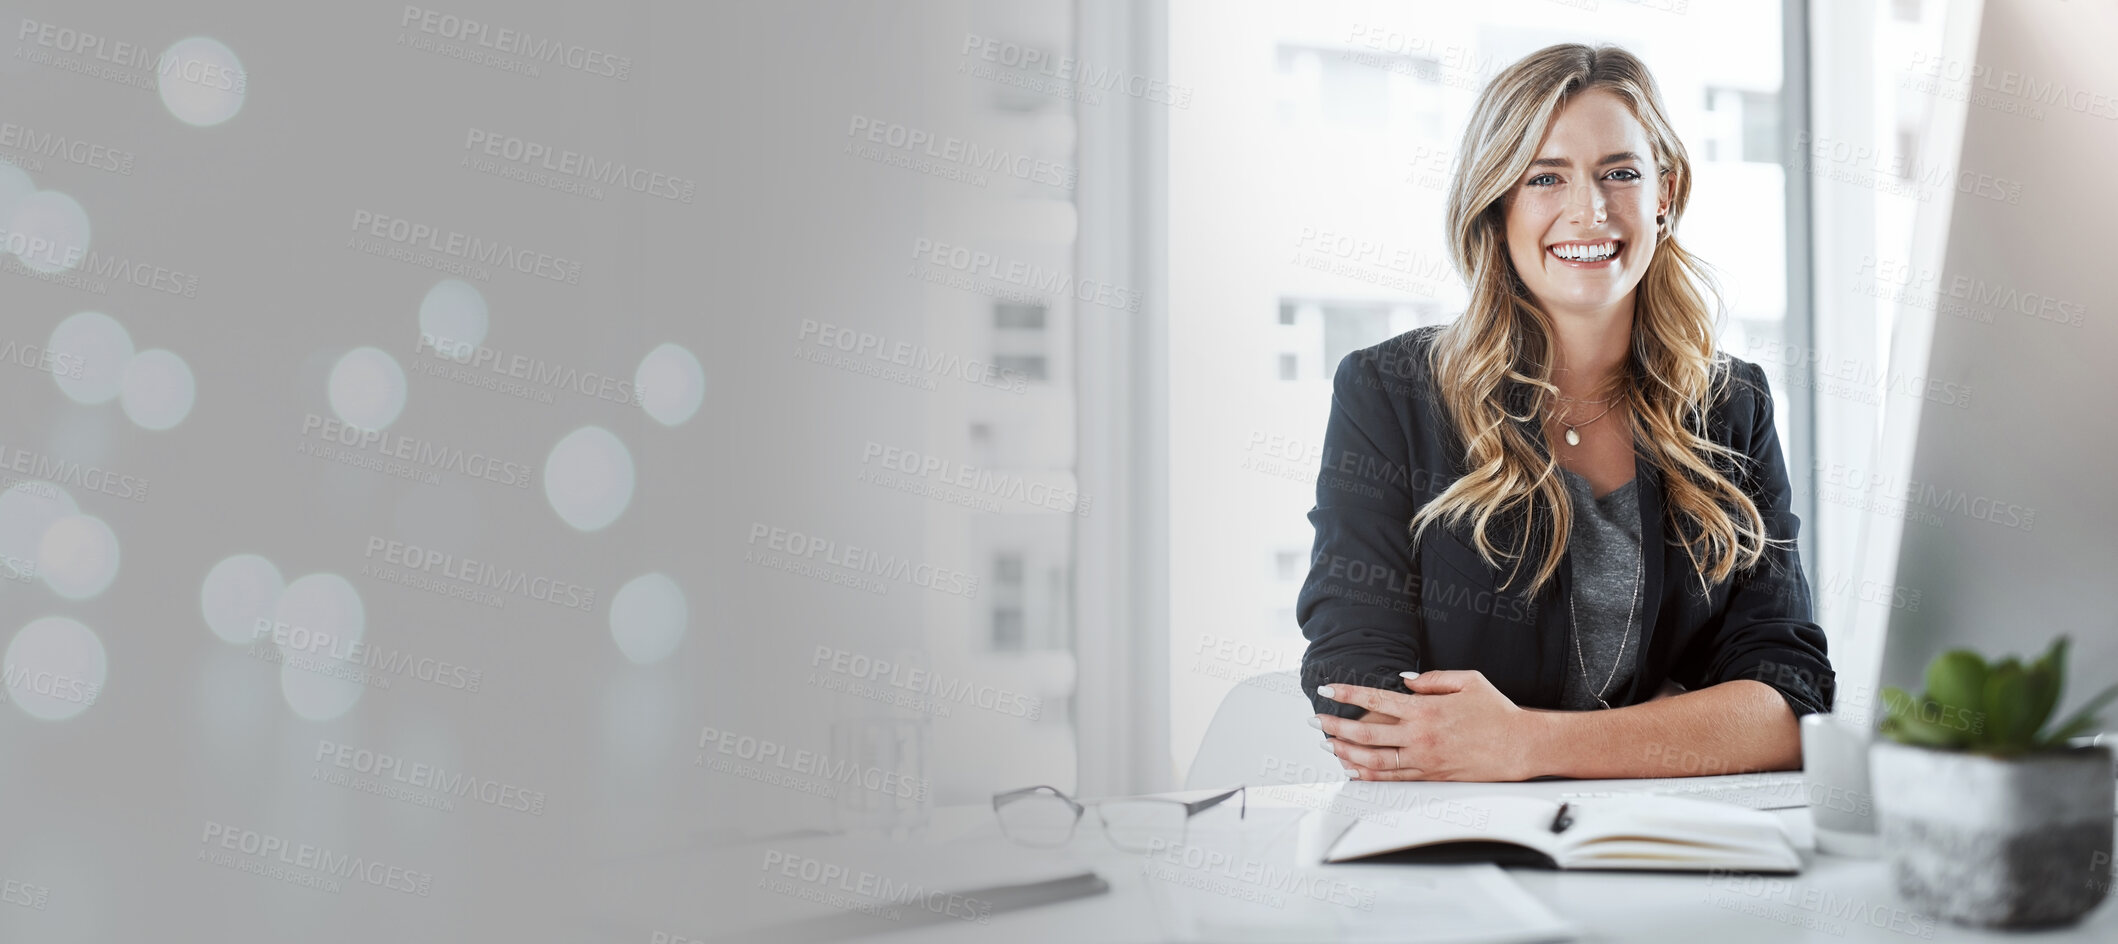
[991,784,1246,853]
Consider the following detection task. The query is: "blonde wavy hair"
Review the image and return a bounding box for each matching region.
[1411,43,1771,597]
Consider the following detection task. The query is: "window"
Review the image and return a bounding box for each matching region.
[1705,87,1782,164]
[994,355,1048,381]
[1321,304,1392,377]
[1275,550,1302,582]
[995,302,1047,330]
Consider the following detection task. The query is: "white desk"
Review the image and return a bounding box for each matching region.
[590,777,2118,943]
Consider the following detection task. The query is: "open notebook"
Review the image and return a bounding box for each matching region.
[1323,793,1799,873]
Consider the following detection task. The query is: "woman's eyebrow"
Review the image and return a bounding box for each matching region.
[1528,151,1642,169]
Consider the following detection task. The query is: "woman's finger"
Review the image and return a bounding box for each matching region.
[1400,670,1483,695]
[1345,764,1428,781]
[1317,714,1406,747]
[1324,738,1404,771]
[1314,684,1412,717]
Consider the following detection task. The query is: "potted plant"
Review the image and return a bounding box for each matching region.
[1870,636,2118,927]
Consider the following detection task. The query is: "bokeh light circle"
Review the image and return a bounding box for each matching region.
[418,279,488,355]
[280,656,364,722]
[609,572,687,665]
[543,426,635,531]
[636,343,706,427]
[5,616,108,721]
[0,483,78,580]
[36,514,119,600]
[328,347,408,430]
[157,37,246,127]
[48,311,133,405]
[0,164,34,232]
[272,573,365,650]
[6,189,91,273]
[201,554,285,645]
[120,348,197,430]
[272,573,366,721]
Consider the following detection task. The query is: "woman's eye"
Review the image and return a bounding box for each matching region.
[1527,173,1559,187]
[1606,168,1642,182]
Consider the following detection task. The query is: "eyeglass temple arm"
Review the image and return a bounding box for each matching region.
[1180,785,1246,819]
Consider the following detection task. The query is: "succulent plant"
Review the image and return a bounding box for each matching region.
[1879,636,2118,754]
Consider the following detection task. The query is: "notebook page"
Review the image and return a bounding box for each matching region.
[1326,795,1563,863]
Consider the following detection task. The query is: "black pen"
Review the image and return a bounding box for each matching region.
[1549,802,1573,833]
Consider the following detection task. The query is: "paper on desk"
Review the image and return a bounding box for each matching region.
[1143,859,1574,944]
[588,831,1100,942]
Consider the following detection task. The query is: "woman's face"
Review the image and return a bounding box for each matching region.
[1502,88,1672,319]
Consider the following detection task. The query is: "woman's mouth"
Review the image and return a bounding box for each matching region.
[1548,240,1623,267]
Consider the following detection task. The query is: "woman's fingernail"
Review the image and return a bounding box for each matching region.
[1316,685,1336,699]
[1319,740,1336,754]
[1346,768,1361,780]
[1306,716,1324,730]
[1399,671,1420,680]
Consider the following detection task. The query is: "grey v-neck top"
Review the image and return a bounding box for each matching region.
[1556,469,1644,710]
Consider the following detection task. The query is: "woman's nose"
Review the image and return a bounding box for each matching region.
[1568,180,1606,224]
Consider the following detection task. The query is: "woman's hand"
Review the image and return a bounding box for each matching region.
[1314,671,1541,782]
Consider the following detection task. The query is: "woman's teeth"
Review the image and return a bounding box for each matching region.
[1551,241,1618,262]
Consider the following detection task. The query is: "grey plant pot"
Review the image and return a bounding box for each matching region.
[1869,740,2114,927]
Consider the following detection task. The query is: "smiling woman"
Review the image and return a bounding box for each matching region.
[1296,44,1834,782]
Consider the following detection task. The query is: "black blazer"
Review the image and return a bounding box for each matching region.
[1299,326,1835,720]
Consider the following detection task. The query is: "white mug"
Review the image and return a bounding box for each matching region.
[1800,712,1878,857]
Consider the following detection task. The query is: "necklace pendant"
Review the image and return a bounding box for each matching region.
[1563,427,1581,446]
